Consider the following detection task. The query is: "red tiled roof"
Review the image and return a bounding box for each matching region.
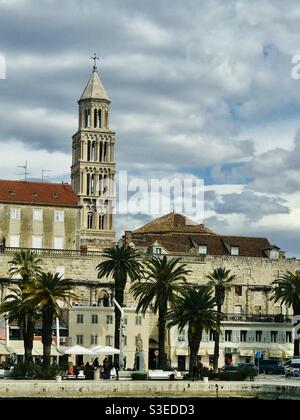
[0,179,79,207]
[126,213,277,258]
[133,213,216,235]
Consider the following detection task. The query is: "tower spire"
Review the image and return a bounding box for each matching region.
[91,53,99,72]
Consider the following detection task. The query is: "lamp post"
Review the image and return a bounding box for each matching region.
[113,298,125,371]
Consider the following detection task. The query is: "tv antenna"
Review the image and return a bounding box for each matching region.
[17,161,30,181]
[41,169,52,182]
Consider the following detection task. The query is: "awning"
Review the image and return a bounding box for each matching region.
[284,350,294,358]
[7,341,61,356]
[268,350,283,358]
[198,349,207,356]
[239,349,254,357]
[0,342,10,355]
[176,349,189,356]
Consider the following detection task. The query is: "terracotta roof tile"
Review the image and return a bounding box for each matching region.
[0,179,79,207]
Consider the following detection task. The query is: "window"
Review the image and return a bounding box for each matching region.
[76,335,83,345]
[198,245,208,255]
[123,336,127,346]
[56,266,65,279]
[234,305,242,315]
[135,316,142,325]
[54,237,64,250]
[254,305,262,315]
[91,335,98,345]
[106,335,113,346]
[244,269,251,276]
[231,246,239,256]
[225,330,232,342]
[55,210,64,222]
[235,286,242,296]
[255,331,262,342]
[87,213,93,229]
[286,331,292,343]
[10,208,20,220]
[106,315,113,325]
[209,330,215,341]
[178,329,186,342]
[271,331,277,343]
[77,314,84,324]
[33,209,43,221]
[32,236,42,249]
[240,330,247,342]
[124,317,128,325]
[10,235,20,247]
[154,247,162,254]
[91,315,98,324]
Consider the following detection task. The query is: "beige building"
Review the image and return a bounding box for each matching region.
[0,180,80,250]
[65,304,149,369]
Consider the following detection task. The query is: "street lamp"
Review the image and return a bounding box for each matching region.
[113,298,125,371]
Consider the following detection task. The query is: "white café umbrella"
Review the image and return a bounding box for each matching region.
[64,345,96,355]
[91,345,120,355]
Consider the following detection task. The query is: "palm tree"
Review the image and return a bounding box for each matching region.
[130,256,191,369]
[206,267,236,372]
[96,244,142,363]
[0,250,42,363]
[167,286,219,372]
[272,271,300,356]
[0,288,37,363]
[25,272,77,368]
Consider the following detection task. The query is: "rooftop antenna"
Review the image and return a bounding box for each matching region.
[17,160,30,181]
[41,169,52,182]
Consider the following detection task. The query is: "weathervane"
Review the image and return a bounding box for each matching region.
[91,53,99,71]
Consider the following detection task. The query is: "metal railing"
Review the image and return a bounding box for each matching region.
[224,313,292,323]
[0,246,104,258]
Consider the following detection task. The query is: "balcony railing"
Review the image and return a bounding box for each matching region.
[0,246,104,258]
[224,313,292,323]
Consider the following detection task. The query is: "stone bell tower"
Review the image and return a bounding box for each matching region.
[71,56,116,249]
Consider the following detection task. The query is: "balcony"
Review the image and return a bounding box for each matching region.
[224,313,292,323]
[0,246,104,258]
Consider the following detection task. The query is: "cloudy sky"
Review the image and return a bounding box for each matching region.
[1,0,300,256]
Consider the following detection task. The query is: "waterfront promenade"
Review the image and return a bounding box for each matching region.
[0,377,300,399]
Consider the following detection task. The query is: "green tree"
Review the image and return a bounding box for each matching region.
[0,250,42,363]
[25,272,76,368]
[130,256,191,369]
[167,286,218,372]
[272,271,300,356]
[206,267,235,372]
[96,244,142,363]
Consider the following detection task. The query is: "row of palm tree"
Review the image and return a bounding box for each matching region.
[97,244,300,372]
[0,250,75,368]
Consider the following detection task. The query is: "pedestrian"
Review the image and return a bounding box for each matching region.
[92,357,99,369]
[192,363,199,381]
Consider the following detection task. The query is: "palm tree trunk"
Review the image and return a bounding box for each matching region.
[114,280,126,367]
[188,327,202,374]
[42,306,54,368]
[24,314,35,364]
[213,305,222,372]
[158,305,167,369]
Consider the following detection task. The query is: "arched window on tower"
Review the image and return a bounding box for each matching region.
[99,174,103,195]
[91,174,95,194]
[94,109,97,128]
[86,174,90,195]
[105,110,108,127]
[99,142,103,162]
[91,142,95,161]
[103,174,108,195]
[87,141,91,161]
[87,212,93,229]
[103,142,107,162]
[98,109,102,128]
[99,214,105,230]
[84,109,91,128]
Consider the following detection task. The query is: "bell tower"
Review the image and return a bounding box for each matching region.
[71,55,116,249]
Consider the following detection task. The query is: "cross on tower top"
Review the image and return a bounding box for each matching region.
[91,53,99,71]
